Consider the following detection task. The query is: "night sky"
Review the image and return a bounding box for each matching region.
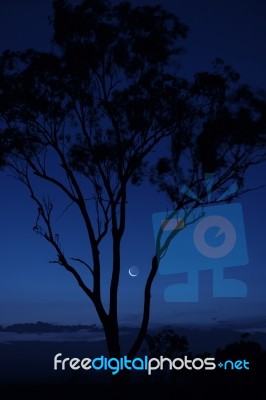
[0,0,266,331]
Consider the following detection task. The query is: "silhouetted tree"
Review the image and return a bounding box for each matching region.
[215,337,266,391]
[145,329,188,358]
[0,0,266,385]
[144,328,188,381]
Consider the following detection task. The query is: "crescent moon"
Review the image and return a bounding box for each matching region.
[129,266,139,277]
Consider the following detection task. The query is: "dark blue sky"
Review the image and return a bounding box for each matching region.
[0,0,266,330]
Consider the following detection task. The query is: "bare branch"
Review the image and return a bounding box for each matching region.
[70,257,94,276]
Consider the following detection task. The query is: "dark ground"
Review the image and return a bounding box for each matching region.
[1,328,266,399]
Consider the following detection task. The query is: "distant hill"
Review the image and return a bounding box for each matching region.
[0,322,266,352]
[0,321,99,333]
